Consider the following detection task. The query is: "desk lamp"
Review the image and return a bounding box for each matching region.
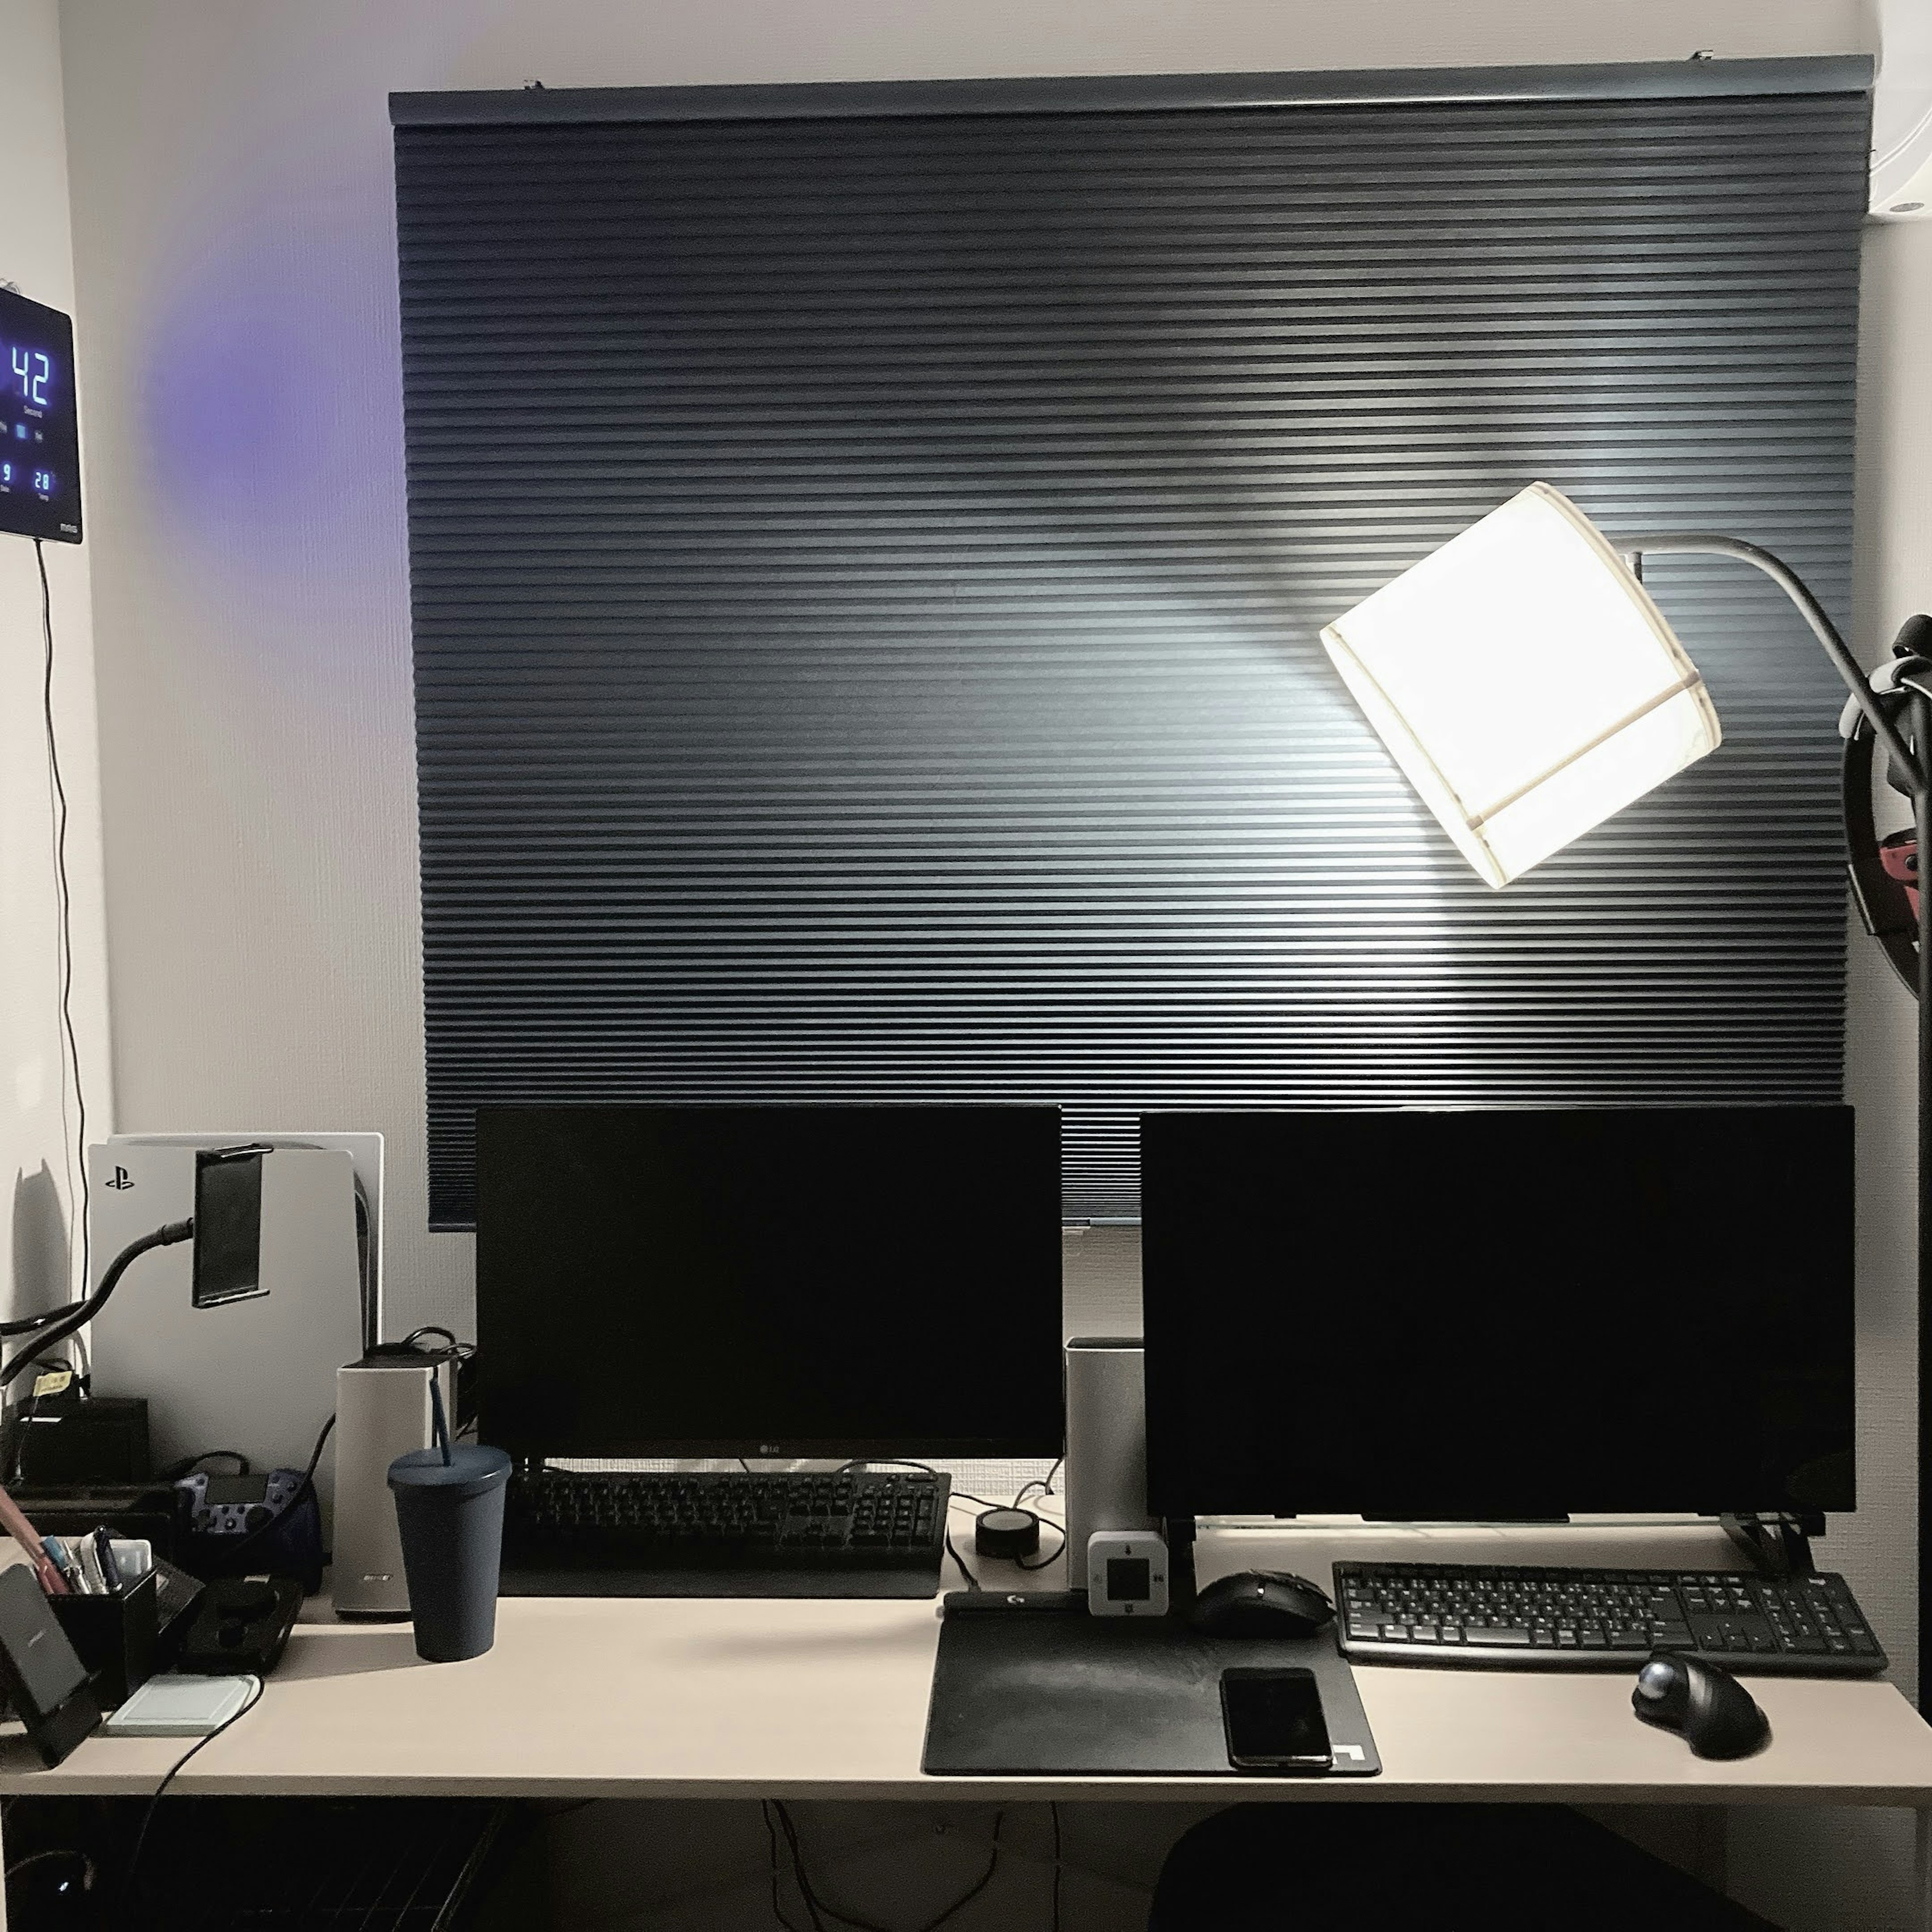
[1321,480,1932,1709]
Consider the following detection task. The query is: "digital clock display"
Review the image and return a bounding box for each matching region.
[0,286,81,544]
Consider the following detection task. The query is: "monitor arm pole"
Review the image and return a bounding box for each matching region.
[1164,1514,1198,1615]
[1623,534,1932,1712]
[1720,1510,1826,1578]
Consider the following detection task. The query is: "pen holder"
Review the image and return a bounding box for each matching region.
[50,1572,157,1710]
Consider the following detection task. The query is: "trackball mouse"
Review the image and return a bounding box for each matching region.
[1632,1653,1770,1759]
[1188,1570,1335,1638]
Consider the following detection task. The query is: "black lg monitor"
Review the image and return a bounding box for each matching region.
[1142,1106,1855,1520]
[476,1104,1063,1461]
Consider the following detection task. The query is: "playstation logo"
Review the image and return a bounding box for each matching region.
[104,1165,134,1191]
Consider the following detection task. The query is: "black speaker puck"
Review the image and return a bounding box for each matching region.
[974,1507,1041,1560]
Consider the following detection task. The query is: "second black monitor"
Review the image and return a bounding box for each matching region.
[1142,1106,1855,1520]
[476,1104,1063,1461]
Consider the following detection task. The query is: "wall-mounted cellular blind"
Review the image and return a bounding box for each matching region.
[392,61,1871,1229]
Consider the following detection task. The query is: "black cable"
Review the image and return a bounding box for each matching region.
[0,1306,79,1338]
[915,1810,1004,1932]
[773,1800,1010,1932]
[944,1524,980,1591]
[156,1450,250,1481]
[769,1802,838,1931]
[1016,1520,1067,1571]
[119,1675,264,1910]
[1049,1803,1061,1932]
[946,1490,1021,1514]
[762,1801,811,1932]
[35,539,88,1329]
[3,1219,193,1389]
[1013,1457,1063,1508]
[400,1325,471,1357]
[298,1413,336,1486]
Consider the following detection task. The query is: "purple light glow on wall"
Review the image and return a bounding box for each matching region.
[139,192,409,615]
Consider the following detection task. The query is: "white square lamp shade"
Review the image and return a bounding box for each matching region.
[1320,481,1721,887]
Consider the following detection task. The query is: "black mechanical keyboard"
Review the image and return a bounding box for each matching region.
[1334,1562,1887,1676]
[502,1468,949,1597]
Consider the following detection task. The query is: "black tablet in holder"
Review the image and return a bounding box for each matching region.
[0,1564,101,1766]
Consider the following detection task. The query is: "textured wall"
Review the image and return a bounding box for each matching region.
[0,0,110,1328]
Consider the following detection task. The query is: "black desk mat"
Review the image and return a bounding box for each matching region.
[923,1593,1381,1777]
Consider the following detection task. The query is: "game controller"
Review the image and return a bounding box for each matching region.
[176,1467,303,1538]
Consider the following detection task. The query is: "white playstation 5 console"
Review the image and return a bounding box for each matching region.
[85,1132,382,1523]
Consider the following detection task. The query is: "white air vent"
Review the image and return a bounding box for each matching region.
[1874,0,1932,218]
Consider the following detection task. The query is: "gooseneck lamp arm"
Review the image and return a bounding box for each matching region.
[1,1220,195,1391]
[1622,535,1932,1716]
[1618,534,1928,792]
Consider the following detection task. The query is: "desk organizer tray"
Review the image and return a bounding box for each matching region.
[923,1591,1381,1777]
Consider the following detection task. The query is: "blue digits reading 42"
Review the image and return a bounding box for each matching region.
[10,346,51,407]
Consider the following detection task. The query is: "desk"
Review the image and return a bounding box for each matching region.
[1,1520,1929,1927]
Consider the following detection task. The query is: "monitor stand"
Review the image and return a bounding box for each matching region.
[1164,1516,1198,1614]
[1357,1512,1573,1525]
[1721,1510,1823,1578]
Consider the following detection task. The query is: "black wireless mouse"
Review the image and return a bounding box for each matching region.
[1188,1570,1335,1638]
[1632,1653,1770,1759]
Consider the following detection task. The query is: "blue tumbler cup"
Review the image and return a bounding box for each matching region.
[386,1442,511,1662]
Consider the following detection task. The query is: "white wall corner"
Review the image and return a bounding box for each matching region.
[0,0,113,1324]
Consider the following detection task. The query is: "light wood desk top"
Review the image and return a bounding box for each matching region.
[0,1516,1927,1808]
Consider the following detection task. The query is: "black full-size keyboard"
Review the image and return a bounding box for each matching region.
[502,1468,949,1596]
[1335,1562,1888,1676]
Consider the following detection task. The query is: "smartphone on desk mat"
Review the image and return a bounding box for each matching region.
[1220,1666,1333,1774]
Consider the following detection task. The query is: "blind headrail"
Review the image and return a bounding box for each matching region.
[389,56,1873,130]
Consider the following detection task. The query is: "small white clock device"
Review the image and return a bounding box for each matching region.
[1086,1529,1168,1617]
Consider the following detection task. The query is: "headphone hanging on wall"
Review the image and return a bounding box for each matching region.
[1841,614,1932,1000]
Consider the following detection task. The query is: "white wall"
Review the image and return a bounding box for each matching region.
[1,0,110,1327]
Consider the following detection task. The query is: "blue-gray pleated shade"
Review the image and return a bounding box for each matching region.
[392,63,1868,1228]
